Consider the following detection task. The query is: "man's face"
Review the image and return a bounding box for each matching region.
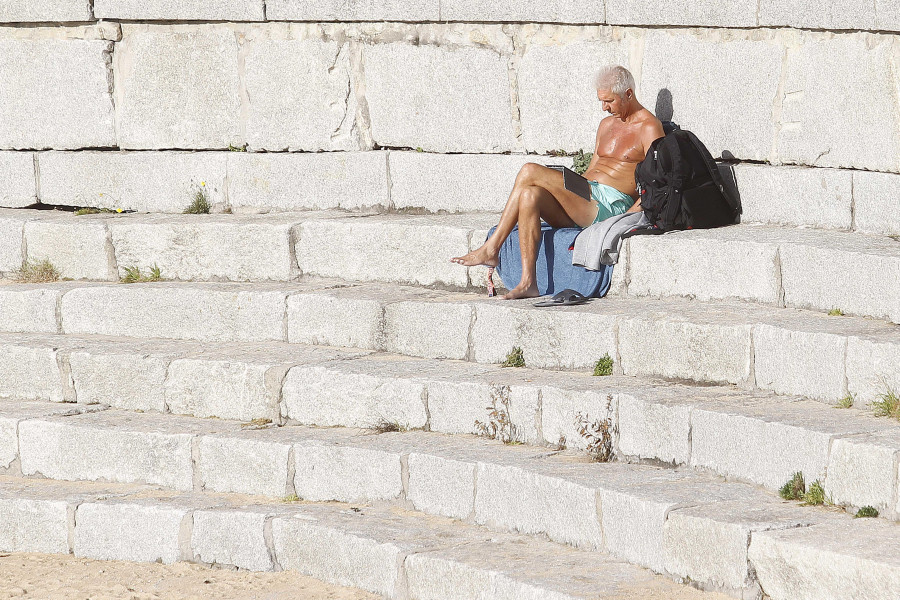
[597,89,626,119]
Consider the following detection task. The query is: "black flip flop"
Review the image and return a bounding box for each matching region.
[533,289,590,307]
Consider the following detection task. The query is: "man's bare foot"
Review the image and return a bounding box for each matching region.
[501,283,540,300]
[450,245,499,267]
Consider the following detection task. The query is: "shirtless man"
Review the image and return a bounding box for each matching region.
[451,65,665,299]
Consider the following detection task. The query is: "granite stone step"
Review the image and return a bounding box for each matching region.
[0,405,879,597]
[1,333,899,518]
[1,279,896,406]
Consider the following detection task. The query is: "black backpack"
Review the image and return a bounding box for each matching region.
[634,129,741,231]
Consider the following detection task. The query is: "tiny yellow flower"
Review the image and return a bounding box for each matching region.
[116,208,123,213]
[201,181,206,187]
[99,193,104,197]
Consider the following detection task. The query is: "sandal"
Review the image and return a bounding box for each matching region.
[533,289,590,307]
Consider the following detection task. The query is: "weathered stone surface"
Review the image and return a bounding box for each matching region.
[471,302,617,370]
[24,218,115,280]
[69,349,169,411]
[295,215,478,288]
[606,0,755,27]
[0,496,69,553]
[0,152,35,207]
[753,325,848,401]
[627,228,780,303]
[617,393,691,465]
[407,452,475,520]
[854,170,900,236]
[115,25,242,149]
[846,336,900,407]
[75,500,188,564]
[228,152,388,212]
[0,1,92,22]
[365,42,516,153]
[282,361,428,429]
[441,0,604,23]
[0,287,60,333]
[877,0,900,31]
[0,344,63,402]
[286,289,386,349]
[61,284,288,342]
[94,0,264,21]
[759,0,876,30]
[293,444,402,502]
[733,164,853,230]
[540,386,615,452]
[0,39,115,149]
[518,38,630,153]
[777,34,898,172]
[266,0,439,21]
[426,380,515,436]
[0,214,25,272]
[826,431,900,515]
[383,299,473,360]
[390,152,555,213]
[245,38,360,152]
[39,151,227,213]
[197,434,290,497]
[641,31,782,161]
[749,519,900,600]
[18,414,198,490]
[192,509,273,572]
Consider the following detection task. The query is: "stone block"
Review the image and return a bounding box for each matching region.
[407,452,476,520]
[383,300,473,360]
[0,418,15,468]
[540,386,616,451]
[846,336,900,407]
[733,164,853,230]
[826,431,900,515]
[627,229,780,303]
[282,363,428,429]
[471,302,617,370]
[854,170,900,236]
[618,316,752,384]
[69,350,168,411]
[61,285,288,342]
[426,380,523,437]
[641,31,782,161]
[197,435,291,498]
[0,344,63,402]
[0,288,60,333]
[266,0,439,21]
[39,151,228,213]
[777,34,898,171]
[74,501,187,564]
[0,152,35,207]
[295,216,475,288]
[753,324,848,401]
[192,509,272,572]
[441,0,604,22]
[749,519,900,600]
[605,0,755,27]
[518,38,630,153]
[365,42,516,153]
[245,38,360,152]
[390,152,557,213]
[0,1,92,22]
[286,290,385,349]
[474,462,603,550]
[228,151,388,212]
[877,0,900,31]
[18,416,195,490]
[165,358,280,422]
[24,219,115,280]
[759,0,876,30]
[115,25,242,149]
[617,393,691,465]
[0,497,69,553]
[0,39,116,149]
[293,444,402,502]
[779,234,900,323]
[94,0,265,21]
[0,214,24,272]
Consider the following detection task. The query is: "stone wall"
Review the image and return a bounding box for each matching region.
[0,3,897,231]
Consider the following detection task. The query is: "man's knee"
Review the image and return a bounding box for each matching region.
[519,185,542,211]
[516,162,543,185]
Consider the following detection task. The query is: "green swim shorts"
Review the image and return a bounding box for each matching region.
[589,181,633,224]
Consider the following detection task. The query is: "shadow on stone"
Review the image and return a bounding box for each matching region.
[655,88,680,135]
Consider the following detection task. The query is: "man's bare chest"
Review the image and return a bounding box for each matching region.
[596,122,645,162]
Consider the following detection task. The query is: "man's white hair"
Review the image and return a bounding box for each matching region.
[594,65,635,96]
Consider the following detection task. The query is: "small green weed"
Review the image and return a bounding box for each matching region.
[779,472,805,501]
[74,207,116,216]
[593,353,614,377]
[241,418,272,430]
[184,183,211,214]
[836,393,855,409]
[415,147,424,153]
[802,480,827,506]
[872,388,900,420]
[281,494,300,503]
[369,418,408,434]
[228,143,248,152]
[855,506,879,518]
[120,264,162,284]
[14,259,60,283]
[475,386,520,444]
[828,308,845,317]
[571,150,593,175]
[501,347,525,368]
